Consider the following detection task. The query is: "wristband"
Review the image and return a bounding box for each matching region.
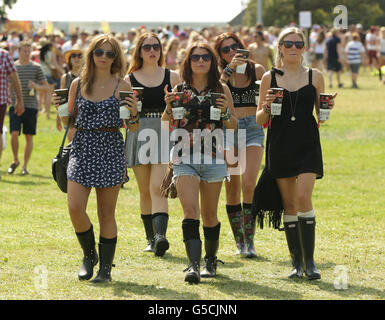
[128,118,140,125]
[263,105,270,114]
[220,108,231,121]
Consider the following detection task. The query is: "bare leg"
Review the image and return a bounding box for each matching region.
[22,134,33,171]
[67,180,92,233]
[96,184,121,239]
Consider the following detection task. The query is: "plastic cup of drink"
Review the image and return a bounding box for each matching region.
[210,106,221,121]
[270,88,284,116]
[120,106,131,119]
[255,80,261,104]
[172,107,185,120]
[319,93,333,121]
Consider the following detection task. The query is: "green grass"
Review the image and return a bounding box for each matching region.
[0,70,384,300]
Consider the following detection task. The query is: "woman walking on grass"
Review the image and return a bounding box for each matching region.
[254,27,336,280]
[56,34,139,283]
[215,32,265,258]
[162,42,237,284]
[125,33,180,257]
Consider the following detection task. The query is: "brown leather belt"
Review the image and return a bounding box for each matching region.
[77,127,120,132]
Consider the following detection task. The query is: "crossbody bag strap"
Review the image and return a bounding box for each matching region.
[58,80,81,152]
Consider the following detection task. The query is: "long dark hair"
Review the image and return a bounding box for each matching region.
[181,42,222,93]
[214,32,253,81]
[39,44,52,62]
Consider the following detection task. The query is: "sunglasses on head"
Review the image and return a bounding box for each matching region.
[93,48,116,59]
[220,43,241,54]
[190,53,212,62]
[70,53,82,59]
[141,43,161,52]
[281,40,305,49]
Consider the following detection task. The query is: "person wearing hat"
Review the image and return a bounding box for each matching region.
[56,44,83,139]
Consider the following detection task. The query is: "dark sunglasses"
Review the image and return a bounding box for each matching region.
[93,48,116,59]
[281,41,305,49]
[70,53,82,59]
[190,54,212,62]
[141,43,161,52]
[220,43,241,54]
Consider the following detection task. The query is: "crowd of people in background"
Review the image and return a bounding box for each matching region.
[1,22,384,92]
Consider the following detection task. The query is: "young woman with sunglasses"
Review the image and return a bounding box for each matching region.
[255,27,336,280]
[162,43,237,284]
[55,34,139,283]
[215,33,265,258]
[125,32,180,257]
[56,44,83,140]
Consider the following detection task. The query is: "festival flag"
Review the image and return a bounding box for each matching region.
[46,20,53,35]
[101,21,110,34]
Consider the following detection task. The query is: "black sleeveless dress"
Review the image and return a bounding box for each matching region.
[269,68,323,179]
[252,68,323,229]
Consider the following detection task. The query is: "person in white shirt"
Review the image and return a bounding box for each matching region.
[61,33,78,54]
[365,26,378,71]
[345,33,366,88]
[378,27,385,84]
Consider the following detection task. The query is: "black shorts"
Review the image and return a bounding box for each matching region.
[9,107,38,135]
[0,104,6,134]
[327,58,342,72]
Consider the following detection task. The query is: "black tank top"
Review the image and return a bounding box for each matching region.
[129,68,172,112]
[227,64,257,108]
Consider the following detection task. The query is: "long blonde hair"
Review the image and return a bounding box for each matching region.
[80,34,126,94]
[275,27,307,68]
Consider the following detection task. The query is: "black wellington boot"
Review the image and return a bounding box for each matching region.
[76,226,99,281]
[283,221,304,279]
[298,217,321,280]
[91,242,116,283]
[141,214,155,252]
[152,213,170,257]
[184,239,202,284]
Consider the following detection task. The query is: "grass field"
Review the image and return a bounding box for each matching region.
[0,69,384,300]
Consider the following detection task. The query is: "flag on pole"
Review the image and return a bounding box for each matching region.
[101,21,110,34]
[46,20,53,35]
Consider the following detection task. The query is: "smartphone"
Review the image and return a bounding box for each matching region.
[210,92,224,106]
[236,49,249,59]
[119,91,134,100]
[54,89,69,104]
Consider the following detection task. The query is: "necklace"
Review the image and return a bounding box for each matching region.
[288,90,299,121]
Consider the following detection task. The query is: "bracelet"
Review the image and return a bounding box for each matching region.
[130,113,139,120]
[220,108,231,121]
[223,65,234,77]
[263,105,270,114]
[165,108,172,116]
[128,118,140,125]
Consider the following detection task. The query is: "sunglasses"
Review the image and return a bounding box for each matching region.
[190,54,212,62]
[281,41,305,49]
[220,43,241,54]
[93,48,116,59]
[70,53,82,59]
[141,43,161,52]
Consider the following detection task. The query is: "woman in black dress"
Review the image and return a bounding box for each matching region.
[255,27,336,280]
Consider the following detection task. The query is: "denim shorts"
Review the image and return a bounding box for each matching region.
[173,155,229,183]
[225,114,265,150]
